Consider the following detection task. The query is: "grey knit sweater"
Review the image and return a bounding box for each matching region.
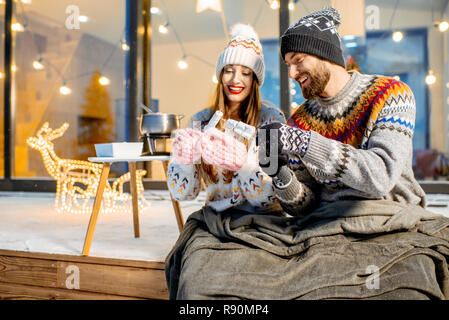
[273,71,426,217]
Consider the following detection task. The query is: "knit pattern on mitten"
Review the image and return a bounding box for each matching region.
[279,125,311,157]
[200,128,248,171]
[171,128,202,165]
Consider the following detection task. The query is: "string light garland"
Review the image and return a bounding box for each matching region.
[26,122,149,214]
[157,0,218,80]
[7,0,130,96]
[8,0,444,103]
[6,0,302,87]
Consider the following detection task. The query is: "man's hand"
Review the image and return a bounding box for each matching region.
[258,122,311,157]
[256,122,288,177]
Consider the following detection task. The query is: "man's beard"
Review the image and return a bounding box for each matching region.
[298,61,331,100]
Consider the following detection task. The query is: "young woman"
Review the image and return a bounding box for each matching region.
[167,23,286,213]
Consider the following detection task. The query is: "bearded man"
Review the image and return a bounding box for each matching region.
[258,6,427,216]
[165,7,449,301]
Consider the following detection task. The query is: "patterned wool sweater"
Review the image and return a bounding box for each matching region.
[167,103,286,213]
[274,71,427,217]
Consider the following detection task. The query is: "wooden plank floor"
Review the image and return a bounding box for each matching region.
[0,249,168,300]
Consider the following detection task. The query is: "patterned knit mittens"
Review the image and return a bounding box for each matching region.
[171,128,248,171]
[201,128,248,171]
[259,122,311,157]
[171,128,203,165]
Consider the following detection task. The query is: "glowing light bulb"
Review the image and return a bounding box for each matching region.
[178,59,188,70]
[270,0,280,10]
[60,84,72,95]
[212,75,218,84]
[21,0,32,3]
[33,59,44,70]
[196,0,222,13]
[392,31,403,42]
[99,75,110,86]
[439,21,449,32]
[121,43,130,51]
[342,35,356,41]
[0,72,4,79]
[159,23,169,34]
[78,15,89,23]
[11,65,17,72]
[288,1,295,10]
[150,7,161,14]
[11,23,24,32]
[425,71,436,85]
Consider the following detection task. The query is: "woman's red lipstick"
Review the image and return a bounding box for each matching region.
[228,85,244,94]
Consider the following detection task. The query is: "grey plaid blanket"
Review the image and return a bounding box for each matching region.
[165,200,449,299]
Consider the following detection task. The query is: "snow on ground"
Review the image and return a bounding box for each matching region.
[0,191,448,262]
[0,190,205,262]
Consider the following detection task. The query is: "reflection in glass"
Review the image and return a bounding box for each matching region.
[12,0,126,178]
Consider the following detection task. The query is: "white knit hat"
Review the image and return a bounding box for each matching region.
[216,23,265,86]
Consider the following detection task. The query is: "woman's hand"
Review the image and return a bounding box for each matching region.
[200,128,247,171]
[171,128,202,165]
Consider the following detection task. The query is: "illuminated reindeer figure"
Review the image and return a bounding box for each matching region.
[26,122,148,214]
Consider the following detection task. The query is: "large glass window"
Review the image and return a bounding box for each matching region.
[149,0,280,179]
[1,0,449,188]
[150,0,280,126]
[11,0,127,179]
[264,0,449,182]
[342,29,430,152]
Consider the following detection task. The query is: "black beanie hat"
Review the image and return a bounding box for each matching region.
[280,6,345,68]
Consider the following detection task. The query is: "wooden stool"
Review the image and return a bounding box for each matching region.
[82,155,184,256]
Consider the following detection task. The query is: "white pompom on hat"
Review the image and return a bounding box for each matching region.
[216,23,265,86]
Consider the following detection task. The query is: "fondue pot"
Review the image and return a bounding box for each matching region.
[139,112,184,155]
[139,113,184,135]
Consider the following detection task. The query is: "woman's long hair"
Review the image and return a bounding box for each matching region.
[195,70,262,184]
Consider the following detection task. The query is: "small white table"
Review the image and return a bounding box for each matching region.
[82,155,184,256]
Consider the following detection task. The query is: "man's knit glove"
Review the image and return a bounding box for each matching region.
[256,123,288,177]
[258,122,311,157]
